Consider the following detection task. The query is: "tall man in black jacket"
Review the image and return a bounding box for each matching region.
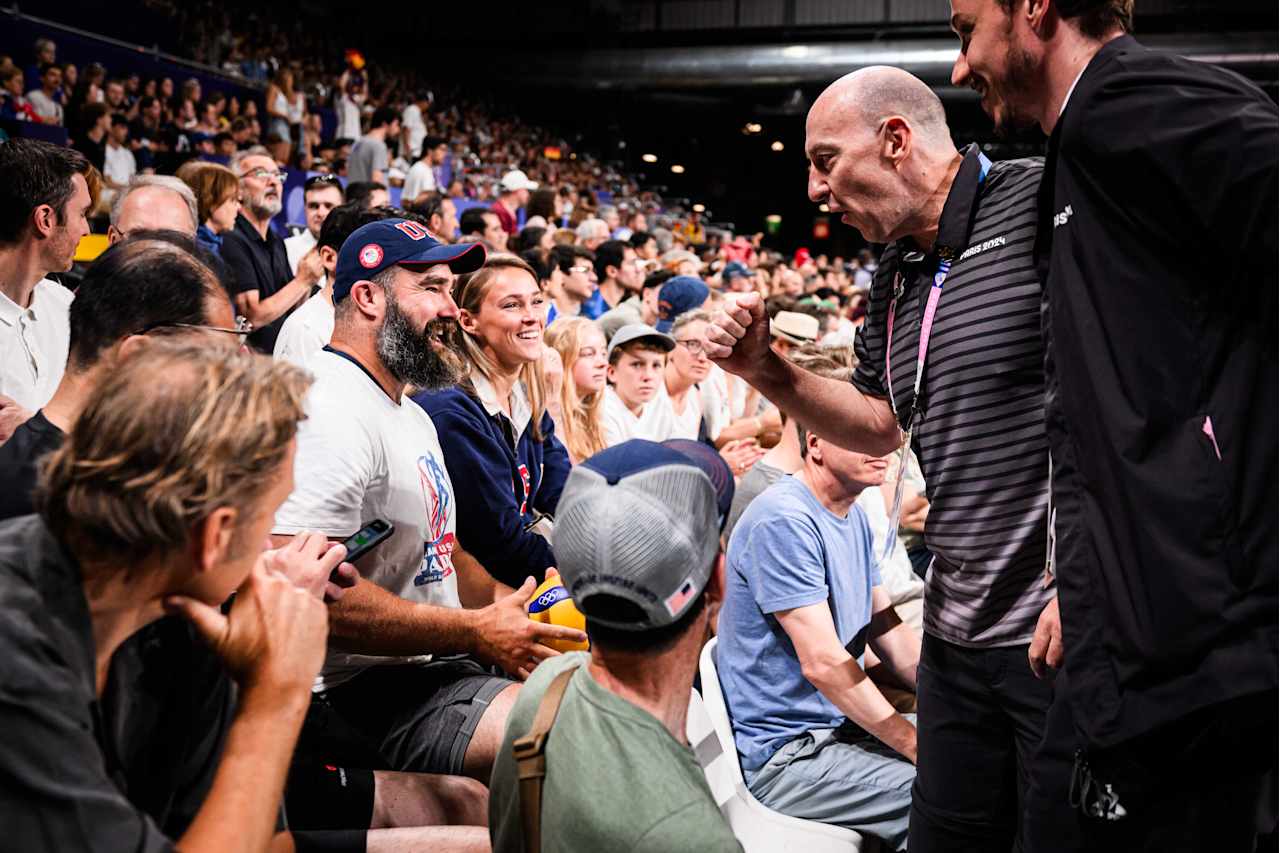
[948,1,1277,849]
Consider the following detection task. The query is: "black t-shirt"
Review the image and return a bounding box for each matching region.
[75,134,107,173]
[0,515,235,850]
[1037,35,1277,747]
[219,213,297,353]
[0,410,64,521]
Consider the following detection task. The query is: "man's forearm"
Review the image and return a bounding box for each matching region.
[179,686,310,853]
[246,276,312,327]
[808,654,917,761]
[868,619,920,691]
[747,354,902,457]
[328,577,478,657]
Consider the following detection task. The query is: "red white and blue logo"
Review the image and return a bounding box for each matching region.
[415,452,455,586]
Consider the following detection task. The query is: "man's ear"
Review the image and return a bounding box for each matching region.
[349,278,383,320]
[115,333,153,361]
[880,116,913,169]
[193,506,238,575]
[1026,0,1054,35]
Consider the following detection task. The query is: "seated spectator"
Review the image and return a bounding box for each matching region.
[601,324,673,446]
[492,170,536,238]
[347,106,400,184]
[346,180,390,210]
[0,340,338,851]
[644,309,714,442]
[416,254,569,587]
[459,206,507,252]
[546,243,596,324]
[0,140,95,440]
[272,219,583,787]
[575,217,608,251]
[582,239,642,318]
[274,203,399,369]
[181,162,241,257]
[515,225,554,254]
[0,232,239,521]
[404,135,448,205]
[718,421,920,849]
[489,439,742,853]
[286,174,345,277]
[596,268,672,343]
[544,317,609,464]
[410,191,458,242]
[221,148,322,351]
[103,114,137,195]
[722,260,754,293]
[0,67,41,122]
[661,248,701,277]
[25,63,63,124]
[108,175,199,243]
[769,310,820,356]
[629,229,658,260]
[75,102,112,172]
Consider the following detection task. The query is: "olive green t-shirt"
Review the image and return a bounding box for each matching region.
[489,652,742,853]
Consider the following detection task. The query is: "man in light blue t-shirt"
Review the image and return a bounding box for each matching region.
[718,425,920,851]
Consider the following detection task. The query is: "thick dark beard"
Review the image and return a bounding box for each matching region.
[376,292,463,391]
[990,40,1041,138]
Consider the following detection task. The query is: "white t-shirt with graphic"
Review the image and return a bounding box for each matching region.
[273,349,461,691]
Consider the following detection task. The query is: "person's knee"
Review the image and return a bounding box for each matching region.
[371,770,488,828]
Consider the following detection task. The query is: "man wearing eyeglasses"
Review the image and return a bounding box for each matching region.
[285,174,345,283]
[0,231,241,522]
[221,148,323,353]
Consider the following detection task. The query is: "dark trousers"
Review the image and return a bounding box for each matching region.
[909,633,1084,853]
[1076,690,1278,853]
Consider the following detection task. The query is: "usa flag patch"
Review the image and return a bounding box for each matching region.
[664,576,697,618]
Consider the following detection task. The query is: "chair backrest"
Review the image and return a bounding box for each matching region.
[697,637,748,787]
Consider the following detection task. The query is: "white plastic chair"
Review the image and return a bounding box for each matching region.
[686,637,873,853]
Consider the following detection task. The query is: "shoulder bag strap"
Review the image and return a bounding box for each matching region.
[512,665,578,853]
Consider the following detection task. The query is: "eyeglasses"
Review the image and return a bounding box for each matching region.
[141,315,254,347]
[569,265,593,275]
[241,168,284,182]
[676,338,706,355]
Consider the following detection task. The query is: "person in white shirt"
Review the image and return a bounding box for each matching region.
[25,64,63,125]
[600,323,673,446]
[400,91,432,167]
[285,174,345,277]
[272,217,584,786]
[0,139,94,441]
[102,115,137,194]
[402,135,448,206]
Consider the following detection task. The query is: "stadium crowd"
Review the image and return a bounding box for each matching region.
[0,1,1275,852]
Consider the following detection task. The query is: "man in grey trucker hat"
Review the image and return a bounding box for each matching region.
[487,439,743,853]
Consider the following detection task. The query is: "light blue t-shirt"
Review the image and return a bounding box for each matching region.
[717,474,881,772]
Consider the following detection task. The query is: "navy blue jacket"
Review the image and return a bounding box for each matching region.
[415,386,570,586]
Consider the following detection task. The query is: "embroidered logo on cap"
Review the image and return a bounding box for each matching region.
[359,243,384,268]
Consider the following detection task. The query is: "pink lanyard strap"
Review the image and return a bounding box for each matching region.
[885,258,952,429]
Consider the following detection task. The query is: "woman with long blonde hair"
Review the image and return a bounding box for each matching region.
[544,317,609,464]
[413,253,571,587]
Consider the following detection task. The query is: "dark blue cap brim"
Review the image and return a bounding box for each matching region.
[398,241,486,274]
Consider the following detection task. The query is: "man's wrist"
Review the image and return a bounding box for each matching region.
[238,679,312,718]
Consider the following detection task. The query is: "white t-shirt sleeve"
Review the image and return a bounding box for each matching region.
[273,392,376,537]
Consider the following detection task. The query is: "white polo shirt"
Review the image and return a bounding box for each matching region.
[0,278,73,410]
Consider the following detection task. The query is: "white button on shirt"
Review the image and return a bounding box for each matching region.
[0,278,73,410]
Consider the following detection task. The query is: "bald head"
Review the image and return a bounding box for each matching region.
[109,177,199,242]
[810,65,952,148]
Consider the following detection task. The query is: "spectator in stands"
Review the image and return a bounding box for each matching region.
[273,219,583,788]
[347,106,400,185]
[0,233,240,521]
[491,170,536,238]
[286,174,344,277]
[108,176,198,243]
[404,135,448,205]
[410,191,459,243]
[221,148,321,352]
[596,268,671,342]
[661,248,700,276]
[575,217,609,252]
[104,77,127,113]
[526,188,558,224]
[722,260,754,293]
[264,67,298,146]
[488,438,742,853]
[74,102,111,172]
[400,91,432,166]
[0,67,40,122]
[345,180,390,210]
[0,338,356,852]
[416,254,569,588]
[718,420,920,850]
[274,202,393,369]
[26,63,64,125]
[0,140,95,440]
[24,37,55,89]
[458,207,507,251]
[601,324,674,446]
[644,309,714,443]
[584,239,642,316]
[183,163,240,257]
[769,310,820,355]
[546,243,595,324]
[597,204,621,237]
[516,225,554,254]
[629,229,658,260]
[103,115,137,194]
[544,317,609,464]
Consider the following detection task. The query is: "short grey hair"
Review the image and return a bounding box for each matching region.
[575,218,608,243]
[229,146,272,177]
[110,176,198,232]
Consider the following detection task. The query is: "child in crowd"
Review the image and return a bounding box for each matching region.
[544,317,610,463]
[600,323,674,446]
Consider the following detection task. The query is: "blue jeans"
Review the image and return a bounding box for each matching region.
[746,717,916,851]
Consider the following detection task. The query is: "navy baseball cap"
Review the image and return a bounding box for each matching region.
[333,218,486,301]
[722,260,750,281]
[553,439,730,631]
[655,275,710,333]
